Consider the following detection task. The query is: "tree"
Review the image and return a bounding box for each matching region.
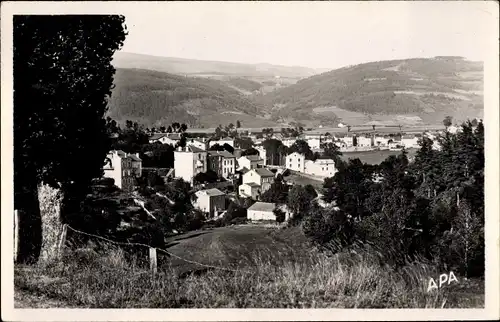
[241,147,259,156]
[321,142,343,166]
[236,120,241,129]
[443,116,453,128]
[235,137,253,150]
[273,208,286,224]
[223,143,235,154]
[262,138,285,165]
[288,140,313,160]
[261,176,289,204]
[166,125,173,133]
[287,185,316,225]
[180,123,188,133]
[14,15,127,263]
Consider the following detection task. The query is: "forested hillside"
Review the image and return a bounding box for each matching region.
[259,57,483,126]
[107,68,276,127]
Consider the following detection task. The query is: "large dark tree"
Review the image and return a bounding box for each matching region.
[14,15,127,263]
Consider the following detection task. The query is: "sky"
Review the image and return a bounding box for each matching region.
[119,1,495,69]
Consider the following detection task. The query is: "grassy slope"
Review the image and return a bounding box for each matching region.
[260,57,483,126]
[107,68,278,127]
[15,225,484,308]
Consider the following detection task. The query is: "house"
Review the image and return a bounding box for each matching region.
[103,150,142,191]
[304,158,337,178]
[193,188,226,218]
[188,138,209,151]
[232,148,244,158]
[374,135,390,147]
[271,133,284,141]
[446,125,459,134]
[207,150,236,180]
[247,202,291,222]
[336,134,354,147]
[148,133,182,145]
[209,138,235,148]
[282,138,297,147]
[255,146,268,165]
[338,123,346,128]
[401,135,420,148]
[173,145,207,184]
[307,137,321,149]
[286,152,305,173]
[357,135,373,147]
[237,155,264,170]
[242,168,275,193]
[238,182,262,199]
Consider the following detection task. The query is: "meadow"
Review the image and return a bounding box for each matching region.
[15,225,484,308]
[340,148,418,165]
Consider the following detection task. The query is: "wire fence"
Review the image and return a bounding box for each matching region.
[64,224,250,274]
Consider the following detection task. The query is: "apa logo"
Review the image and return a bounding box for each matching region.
[427,271,459,292]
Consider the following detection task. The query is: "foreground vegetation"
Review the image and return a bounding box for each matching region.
[15,225,484,308]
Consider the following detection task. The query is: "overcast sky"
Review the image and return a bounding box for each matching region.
[119,1,494,69]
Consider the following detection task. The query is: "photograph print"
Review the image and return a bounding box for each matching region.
[3,0,499,319]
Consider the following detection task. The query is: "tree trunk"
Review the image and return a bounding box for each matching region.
[37,183,64,263]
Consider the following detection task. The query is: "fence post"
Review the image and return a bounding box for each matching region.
[14,210,19,263]
[57,224,68,259]
[149,247,157,276]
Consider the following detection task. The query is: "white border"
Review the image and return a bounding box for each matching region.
[2,1,499,321]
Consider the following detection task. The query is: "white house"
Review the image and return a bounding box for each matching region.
[193,188,226,218]
[286,152,305,173]
[338,123,346,128]
[237,155,264,170]
[401,135,420,149]
[282,138,297,147]
[149,133,182,145]
[188,138,209,151]
[207,150,236,180]
[209,138,235,148]
[374,136,390,147]
[255,146,268,165]
[238,182,261,199]
[307,137,321,149]
[174,145,207,184]
[446,125,459,134]
[357,135,373,147]
[242,168,275,193]
[103,150,142,191]
[336,134,354,147]
[304,158,337,178]
[247,202,291,222]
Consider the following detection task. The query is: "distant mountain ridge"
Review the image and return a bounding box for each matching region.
[112,52,324,78]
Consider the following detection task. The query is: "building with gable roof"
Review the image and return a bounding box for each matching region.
[174,145,208,184]
[193,188,226,218]
[103,150,142,191]
[207,150,236,179]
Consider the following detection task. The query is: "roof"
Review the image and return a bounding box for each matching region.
[149,133,167,140]
[248,202,276,212]
[239,167,250,174]
[254,168,275,177]
[315,158,335,164]
[287,151,305,157]
[187,145,206,153]
[197,188,225,197]
[128,154,142,162]
[208,150,235,158]
[402,135,416,139]
[242,155,263,162]
[242,182,261,188]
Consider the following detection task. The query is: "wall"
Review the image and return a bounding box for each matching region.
[248,210,276,221]
[174,152,194,183]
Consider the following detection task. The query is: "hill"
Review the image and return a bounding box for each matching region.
[107,68,278,127]
[260,57,484,126]
[112,52,322,79]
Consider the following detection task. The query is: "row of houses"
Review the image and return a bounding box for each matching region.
[286,152,337,178]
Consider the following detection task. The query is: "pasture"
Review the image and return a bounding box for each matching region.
[340,148,418,165]
[15,224,484,308]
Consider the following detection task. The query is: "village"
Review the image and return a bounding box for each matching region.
[101,122,467,224]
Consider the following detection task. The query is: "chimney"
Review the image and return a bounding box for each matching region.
[177,146,182,152]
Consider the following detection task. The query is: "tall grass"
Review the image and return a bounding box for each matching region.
[14,245,484,308]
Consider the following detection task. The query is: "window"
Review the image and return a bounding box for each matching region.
[289,158,292,162]
[224,160,226,165]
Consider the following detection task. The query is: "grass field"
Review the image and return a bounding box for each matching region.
[15,225,484,308]
[340,148,418,165]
